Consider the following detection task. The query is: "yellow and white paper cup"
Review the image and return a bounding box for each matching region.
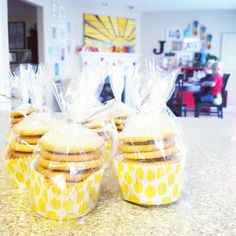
[114,158,182,206]
[30,167,104,221]
[7,157,32,189]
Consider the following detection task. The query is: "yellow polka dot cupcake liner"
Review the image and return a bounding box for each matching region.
[113,159,182,206]
[30,167,105,221]
[7,157,32,189]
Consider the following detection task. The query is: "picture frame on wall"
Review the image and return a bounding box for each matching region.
[8,22,25,49]
[172,41,183,51]
[84,13,136,52]
[166,27,183,41]
[52,25,57,40]
[183,38,201,51]
[176,51,193,66]
[52,0,59,18]
[59,6,65,22]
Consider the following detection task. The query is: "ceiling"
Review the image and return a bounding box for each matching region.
[74,0,236,11]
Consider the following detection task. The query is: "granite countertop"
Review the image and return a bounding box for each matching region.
[0,112,236,236]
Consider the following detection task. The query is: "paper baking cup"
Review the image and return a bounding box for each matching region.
[113,158,182,206]
[7,157,32,189]
[30,167,104,221]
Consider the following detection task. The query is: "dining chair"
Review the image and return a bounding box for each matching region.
[194,73,230,118]
[167,74,186,117]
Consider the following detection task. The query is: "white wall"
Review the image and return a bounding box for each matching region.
[25,0,141,72]
[141,10,236,107]
[141,10,236,60]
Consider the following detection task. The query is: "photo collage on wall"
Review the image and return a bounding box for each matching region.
[166,20,213,66]
[49,0,74,79]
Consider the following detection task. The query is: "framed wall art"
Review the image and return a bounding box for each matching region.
[166,27,183,41]
[8,22,26,49]
[84,13,136,52]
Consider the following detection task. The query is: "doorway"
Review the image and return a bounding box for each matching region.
[8,0,39,70]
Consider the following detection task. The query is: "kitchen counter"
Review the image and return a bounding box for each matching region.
[0,112,236,236]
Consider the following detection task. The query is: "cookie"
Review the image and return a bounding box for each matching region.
[40,149,102,162]
[116,124,125,130]
[10,108,35,118]
[84,120,102,129]
[120,132,176,143]
[18,136,41,145]
[123,154,179,165]
[38,157,102,171]
[114,119,126,126]
[122,146,179,160]
[115,116,128,120]
[39,126,104,154]
[10,141,35,153]
[10,117,24,124]
[10,113,24,119]
[89,127,106,133]
[9,150,32,159]
[13,113,64,136]
[119,138,175,153]
[35,164,99,182]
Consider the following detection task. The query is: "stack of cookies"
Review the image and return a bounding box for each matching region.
[7,113,64,189]
[9,107,35,126]
[31,126,105,220]
[84,119,115,142]
[114,116,128,132]
[84,120,109,141]
[114,117,183,206]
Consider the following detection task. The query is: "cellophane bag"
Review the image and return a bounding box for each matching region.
[8,64,35,126]
[54,65,118,160]
[82,64,135,162]
[108,64,135,132]
[30,66,107,220]
[113,63,186,206]
[30,124,105,220]
[8,64,50,126]
[6,113,65,190]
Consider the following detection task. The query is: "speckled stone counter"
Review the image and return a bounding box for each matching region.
[0,112,236,236]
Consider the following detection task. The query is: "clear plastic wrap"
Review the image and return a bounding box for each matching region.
[9,65,35,125]
[28,66,108,220]
[109,65,134,132]
[113,64,185,206]
[8,64,50,126]
[53,65,118,160]
[30,125,105,220]
[6,113,65,190]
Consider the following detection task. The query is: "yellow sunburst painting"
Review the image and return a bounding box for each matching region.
[84,14,136,52]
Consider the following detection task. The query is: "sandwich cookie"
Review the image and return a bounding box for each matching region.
[31,126,105,220]
[114,129,183,206]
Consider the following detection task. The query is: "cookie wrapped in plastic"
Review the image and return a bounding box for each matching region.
[108,65,135,132]
[8,64,50,126]
[113,64,186,206]
[31,125,105,220]
[6,113,65,189]
[53,65,118,160]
